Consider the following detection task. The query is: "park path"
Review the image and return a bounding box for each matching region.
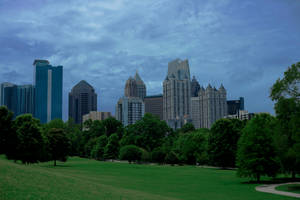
[256,182,300,198]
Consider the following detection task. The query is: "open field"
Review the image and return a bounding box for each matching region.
[276,184,300,194]
[0,156,297,200]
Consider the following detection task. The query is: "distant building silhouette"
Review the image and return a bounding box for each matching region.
[82,111,111,123]
[163,59,191,129]
[191,76,200,97]
[134,71,146,100]
[69,80,97,124]
[0,82,35,118]
[227,97,244,115]
[144,94,163,120]
[34,59,63,123]
[116,96,144,126]
[191,84,227,129]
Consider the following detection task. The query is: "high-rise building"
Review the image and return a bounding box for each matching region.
[227,97,244,115]
[69,80,97,124]
[0,83,35,117]
[34,59,63,123]
[191,84,227,129]
[82,111,111,123]
[116,96,144,126]
[144,94,163,120]
[134,71,146,100]
[163,59,191,129]
[124,77,137,98]
[191,76,200,97]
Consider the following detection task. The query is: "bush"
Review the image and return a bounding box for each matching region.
[165,151,179,165]
[119,145,142,163]
[151,148,166,164]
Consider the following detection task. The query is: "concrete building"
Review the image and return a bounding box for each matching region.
[163,58,191,129]
[82,111,111,123]
[34,59,63,123]
[116,96,144,126]
[69,80,97,124]
[124,77,137,98]
[227,97,244,115]
[0,82,35,118]
[191,76,200,97]
[134,71,146,100]
[191,84,227,129]
[225,110,254,121]
[144,94,163,120]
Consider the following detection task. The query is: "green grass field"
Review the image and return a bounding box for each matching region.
[0,156,296,200]
[276,184,300,194]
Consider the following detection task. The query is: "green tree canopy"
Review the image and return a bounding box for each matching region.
[0,106,14,155]
[119,145,142,163]
[104,133,120,159]
[236,113,279,182]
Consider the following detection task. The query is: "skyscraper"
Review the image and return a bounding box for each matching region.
[191,76,200,97]
[227,97,245,115]
[163,59,191,129]
[124,77,137,97]
[69,80,97,124]
[0,83,35,118]
[191,84,227,129]
[34,59,63,123]
[134,71,146,100]
[144,94,163,120]
[116,96,144,126]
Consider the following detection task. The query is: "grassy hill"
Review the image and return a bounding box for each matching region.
[0,156,295,200]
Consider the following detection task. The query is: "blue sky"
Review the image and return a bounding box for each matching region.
[0,0,299,120]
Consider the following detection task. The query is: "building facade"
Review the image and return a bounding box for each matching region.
[69,80,97,124]
[34,59,63,123]
[227,97,244,115]
[116,96,144,126]
[82,111,111,123]
[134,71,146,100]
[191,84,227,129]
[0,83,35,118]
[191,76,200,97]
[124,77,138,98]
[163,59,191,129]
[144,94,163,120]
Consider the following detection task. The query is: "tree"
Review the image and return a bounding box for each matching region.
[104,133,119,159]
[208,118,244,168]
[47,128,70,166]
[179,123,195,133]
[119,145,142,163]
[236,114,279,182]
[0,106,14,155]
[102,117,123,137]
[165,151,179,165]
[13,114,45,164]
[270,62,300,179]
[151,148,166,164]
[91,135,108,160]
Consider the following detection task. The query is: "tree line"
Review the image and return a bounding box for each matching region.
[0,62,299,182]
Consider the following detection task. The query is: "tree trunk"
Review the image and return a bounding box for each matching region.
[54,160,56,166]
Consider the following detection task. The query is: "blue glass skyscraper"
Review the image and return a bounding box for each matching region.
[34,60,63,123]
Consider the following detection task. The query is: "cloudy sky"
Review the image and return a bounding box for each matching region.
[0,0,299,120]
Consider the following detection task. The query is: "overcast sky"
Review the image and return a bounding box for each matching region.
[0,0,299,120]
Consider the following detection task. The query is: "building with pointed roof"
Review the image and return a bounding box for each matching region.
[191,83,227,128]
[124,77,138,98]
[69,80,97,124]
[134,70,146,100]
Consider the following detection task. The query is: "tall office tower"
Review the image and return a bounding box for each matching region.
[227,97,245,115]
[191,84,227,129]
[163,59,191,129]
[34,59,63,123]
[144,94,163,120]
[134,71,146,100]
[0,83,35,117]
[116,96,144,126]
[124,77,138,97]
[69,80,97,124]
[191,76,200,97]
[82,111,111,123]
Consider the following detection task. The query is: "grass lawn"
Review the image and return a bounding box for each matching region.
[0,156,296,200]
[276,184,300,194]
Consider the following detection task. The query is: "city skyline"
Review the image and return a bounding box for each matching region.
[1,0,300,120]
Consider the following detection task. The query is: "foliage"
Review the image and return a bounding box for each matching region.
[91,135,108,160]
[270,62,300,100]
[236,113,280,182]
[46,128,70,166]
[0,106,14,155]
[104,133,119,159]
[165,151,179,165]
[179,123,195,133]
[102,117,123,137]
[208,118,244,168]
[13,114,45,164]
[151,148,166,164]
[119,145,142,163]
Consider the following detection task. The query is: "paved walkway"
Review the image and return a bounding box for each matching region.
[256,182,300,198]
